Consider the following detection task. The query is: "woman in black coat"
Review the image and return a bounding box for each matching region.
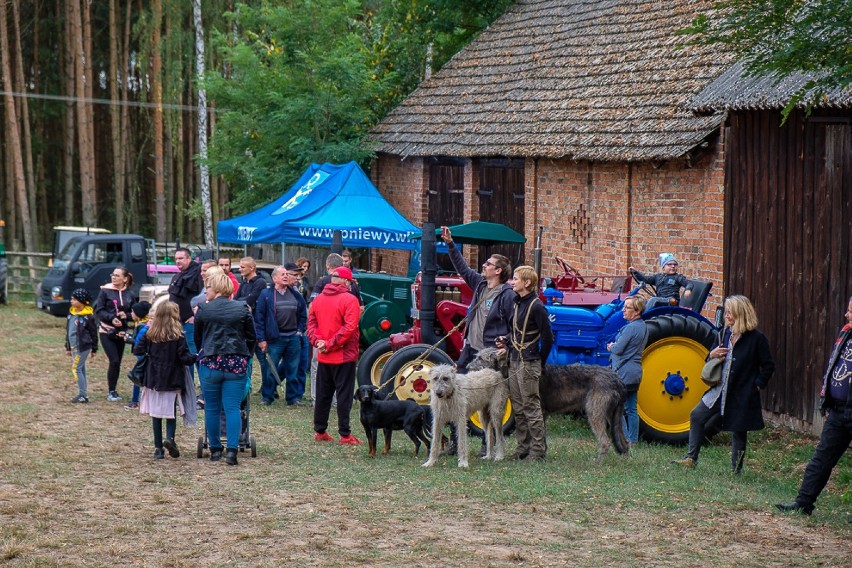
[673,295,775,473]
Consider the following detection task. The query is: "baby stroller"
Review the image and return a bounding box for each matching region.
[197,377,257,458]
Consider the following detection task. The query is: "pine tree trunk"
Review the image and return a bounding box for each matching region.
[10,0,37,248]
[109,0,125,232]
[62,0,75,224]
[151,0,166,242]
[69,0,96,226]
[0,0,34,251]
[121,0,133,229]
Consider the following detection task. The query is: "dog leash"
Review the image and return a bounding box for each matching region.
[378,290,493,399]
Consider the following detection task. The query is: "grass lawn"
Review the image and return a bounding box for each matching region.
[0,302,849,566]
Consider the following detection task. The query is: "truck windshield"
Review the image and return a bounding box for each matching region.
[50,236,84,273]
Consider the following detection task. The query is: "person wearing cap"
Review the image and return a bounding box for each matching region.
[123,301,152,410]
[307,266,361,445]
[629,254,693,310]
[66,288,98,403]
[255,264,308,405]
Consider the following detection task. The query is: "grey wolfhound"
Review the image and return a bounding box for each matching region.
[423,348,508,468]
[540,364,629,463]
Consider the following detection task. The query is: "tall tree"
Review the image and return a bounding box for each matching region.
[193,0,214,246]
[151,0,166,242]
[69,0,97,226]
[0,0,34,250]
[681,0,852,118]
[10,0,37,247]
[108,0,125,232]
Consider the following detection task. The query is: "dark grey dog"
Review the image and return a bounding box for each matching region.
[540,364,629,463]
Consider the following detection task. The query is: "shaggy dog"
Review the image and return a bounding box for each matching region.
[355,385,430,457]
[540,364,629,463]
[423,348,508,468]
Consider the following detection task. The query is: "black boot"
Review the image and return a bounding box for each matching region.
[732,450,745,475]
[210,448,223,462]
[163,438,180,458]
[225,448,238,466]
[775,500,813,515]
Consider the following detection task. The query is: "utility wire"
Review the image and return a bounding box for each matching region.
[0,90,220,113]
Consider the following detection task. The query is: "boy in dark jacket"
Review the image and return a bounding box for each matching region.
[629,253,693,309]
[66,288,98,403]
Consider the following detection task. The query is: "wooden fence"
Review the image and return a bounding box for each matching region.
[3,252,51,303]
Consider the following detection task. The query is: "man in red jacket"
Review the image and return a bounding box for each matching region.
[307,266,362,445]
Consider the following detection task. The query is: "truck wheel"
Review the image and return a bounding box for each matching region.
[378,343,454,403]
[357,339,393,388]
[638,314,717,445]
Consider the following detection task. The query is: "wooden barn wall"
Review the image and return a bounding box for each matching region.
[724,109,852,427]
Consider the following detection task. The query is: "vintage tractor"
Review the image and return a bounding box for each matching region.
[365,223,716,444]
[355,272,415,348]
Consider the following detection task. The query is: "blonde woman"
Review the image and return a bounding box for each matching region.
[134,301,196,460]
[193,271,257,465]
[673,295,775,473]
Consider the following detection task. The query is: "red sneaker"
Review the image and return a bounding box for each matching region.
[314,432,334,442]
[339,434,362,445]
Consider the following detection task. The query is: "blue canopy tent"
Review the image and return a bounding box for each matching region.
[217,162,419,251]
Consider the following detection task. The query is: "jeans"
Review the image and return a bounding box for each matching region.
[622,390,639,444]
[296,334,309,400]
[247,345,269,393]
[263,334,300,403]
[100,333,126,392]
[314,361,356,436]
[796,405,852,507]
[199,364,247,450]
[183,322,197,384]
[71,348,90,396]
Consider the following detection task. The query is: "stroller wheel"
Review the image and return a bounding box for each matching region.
[250,435,257,458]
[197,436,204,458]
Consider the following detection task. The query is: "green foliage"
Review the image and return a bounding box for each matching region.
[680,0,852,119]
[206,0,513,214]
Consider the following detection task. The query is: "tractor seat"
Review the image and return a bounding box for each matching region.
[680,280,712,312]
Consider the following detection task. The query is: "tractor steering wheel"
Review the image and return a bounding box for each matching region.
[554,256,584,284]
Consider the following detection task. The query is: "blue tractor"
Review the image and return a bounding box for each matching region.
[543,281,717,444]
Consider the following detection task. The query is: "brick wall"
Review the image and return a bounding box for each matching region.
[372,135,727,316]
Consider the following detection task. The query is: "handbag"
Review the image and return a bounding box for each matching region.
[701,357,723,387]
[127,351,149,387]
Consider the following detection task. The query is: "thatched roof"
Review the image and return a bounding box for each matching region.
[370,0,733,162]
[690,61,852,112]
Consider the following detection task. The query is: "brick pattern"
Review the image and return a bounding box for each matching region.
[372,138,726,317]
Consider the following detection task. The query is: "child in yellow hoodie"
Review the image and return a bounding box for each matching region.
[65,288,98,403]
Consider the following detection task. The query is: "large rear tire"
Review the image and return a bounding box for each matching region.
[357,339,393,388]
[638,314,717,445]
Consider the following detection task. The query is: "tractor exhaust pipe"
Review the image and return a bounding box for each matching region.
[419,222,440,345]
[534,225,543,276]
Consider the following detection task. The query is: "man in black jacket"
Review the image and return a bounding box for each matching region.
[777,297,852,516]
[234,256,269,390]
[168,247,202,381]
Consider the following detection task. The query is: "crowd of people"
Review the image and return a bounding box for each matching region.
[62,244,850,517]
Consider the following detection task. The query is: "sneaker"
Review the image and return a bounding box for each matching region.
[672,457,696,468]
[107,391,122,402]
[70,394,89,403]
[124,402,139,410]
[339,434,362,445]
[314,432,334,442]
[163,438,180,458]
[196,398,205,410]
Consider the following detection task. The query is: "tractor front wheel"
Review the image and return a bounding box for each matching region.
[357,339,394,388]
[638,314,717,445]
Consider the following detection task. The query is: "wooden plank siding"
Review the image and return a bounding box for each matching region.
[725,109,852,425]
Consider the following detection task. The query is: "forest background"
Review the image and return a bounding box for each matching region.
[0,0,512,251]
